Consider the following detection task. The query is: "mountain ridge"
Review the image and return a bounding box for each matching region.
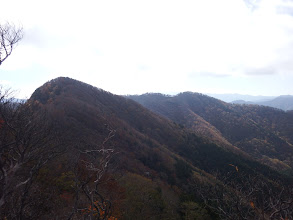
[251,95,293,111]
[207,93,276,102]
[128,92,293,171]
[6,76,290,219]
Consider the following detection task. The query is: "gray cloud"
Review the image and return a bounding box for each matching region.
[243,0,261,11]
[244,66,277,75]
[271,41,293,75]
[22,26,69,49]
[22,27,48,48]
[195,72,230,78]
[276,3,293,16]
[243,35,293,77]
[138,65,150,71]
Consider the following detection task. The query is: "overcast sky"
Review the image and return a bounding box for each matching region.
[1,0,293,98]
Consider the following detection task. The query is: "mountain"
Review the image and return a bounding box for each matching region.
[128,92,293,171]
[256,95,293,111]
[231,100,254,104]
[2,77,293,219]
[207,93,276,103]
[230,95,293,111]
[31,78,285,177]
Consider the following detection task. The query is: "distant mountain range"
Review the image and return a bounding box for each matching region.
[207,93,276,102]
[208,93,293,111]
[231,95,293,111]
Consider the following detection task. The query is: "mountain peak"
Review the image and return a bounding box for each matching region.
[30,77,107,104]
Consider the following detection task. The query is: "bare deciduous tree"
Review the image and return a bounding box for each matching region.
[0,22,23,66]
[68,127,117,220]
[0,87,64,219]
[194,171,293,220]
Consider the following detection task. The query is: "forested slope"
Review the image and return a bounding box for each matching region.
[129,92,293,171]
[1,78,292,219]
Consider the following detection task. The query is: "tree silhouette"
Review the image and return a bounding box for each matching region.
[194,171,293,220]
[68,126,117,220]
[0,22,23,66]
[0,88,64,219]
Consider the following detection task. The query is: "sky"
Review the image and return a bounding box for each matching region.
[1,0,293,99]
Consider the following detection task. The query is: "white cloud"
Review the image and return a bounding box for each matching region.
[1,0,293,97]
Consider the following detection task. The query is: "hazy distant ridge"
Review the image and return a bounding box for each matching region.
[207,93,276,102]
[229,95,293,111]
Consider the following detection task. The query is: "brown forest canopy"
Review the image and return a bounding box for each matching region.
[0,77,292,219]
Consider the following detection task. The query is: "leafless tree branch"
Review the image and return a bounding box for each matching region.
[0,22,23,66]
[0,87,64,219]
[68,127,116,220]
[194,171,293,220]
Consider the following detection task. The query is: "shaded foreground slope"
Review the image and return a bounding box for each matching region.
[2,77,292,219]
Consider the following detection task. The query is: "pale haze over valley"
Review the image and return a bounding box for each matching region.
[1,0,293,98]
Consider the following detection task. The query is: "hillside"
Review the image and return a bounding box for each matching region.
[1,77,293,219]
[31,78,285,178]
[128,92,293,171]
